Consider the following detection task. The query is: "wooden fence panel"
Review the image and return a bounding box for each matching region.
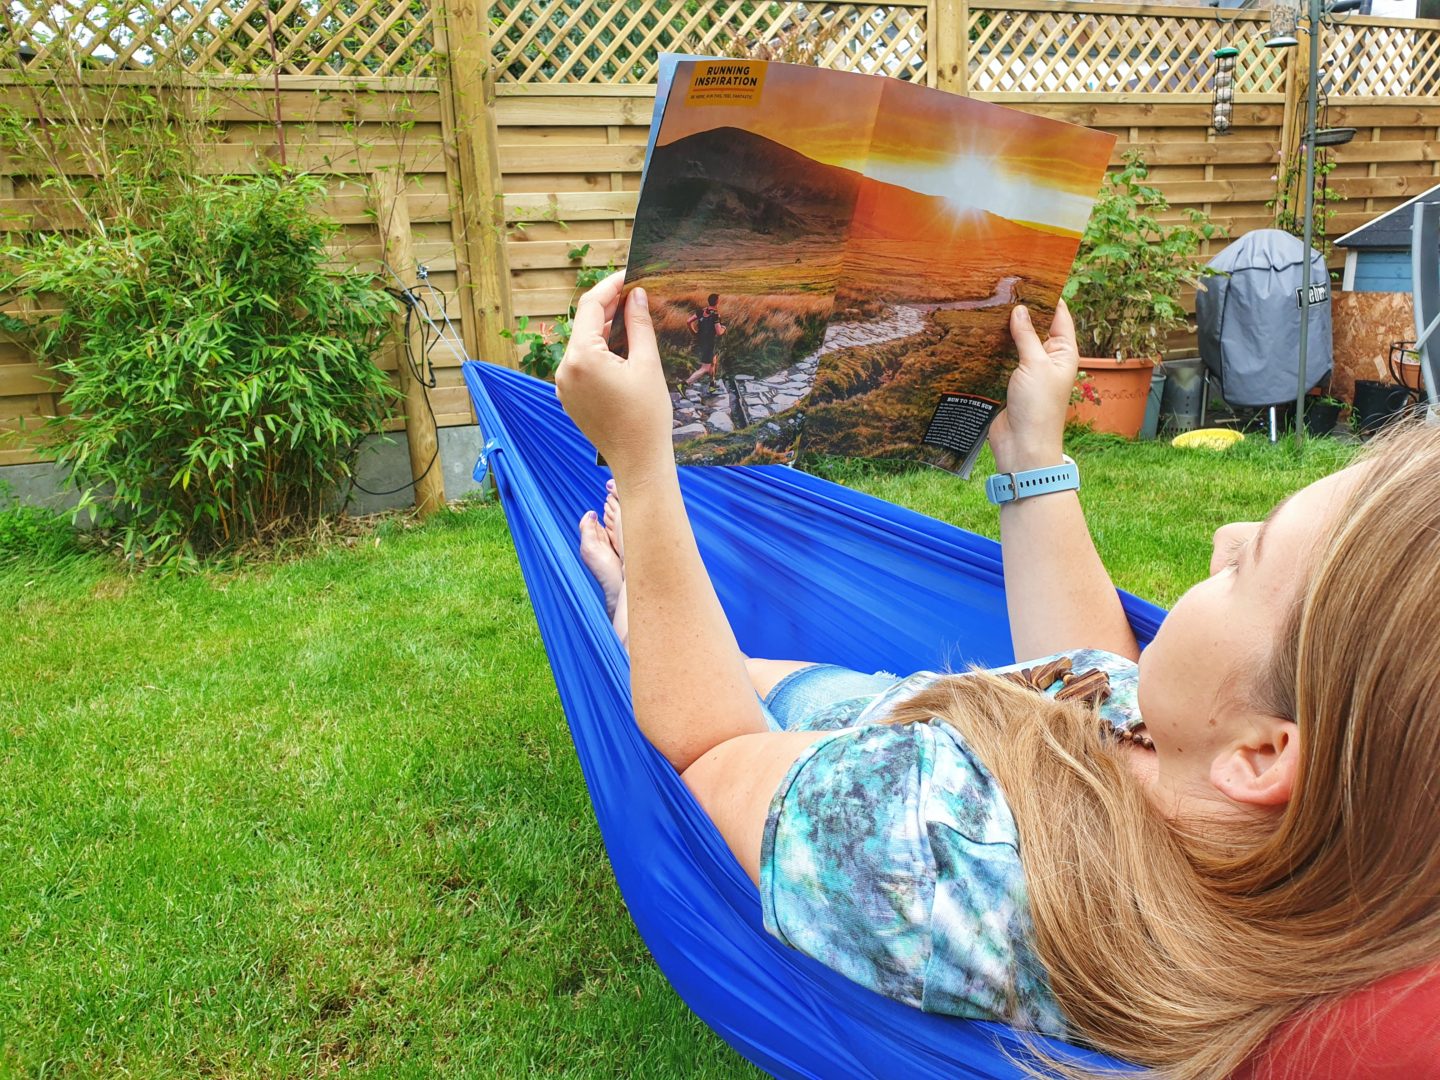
[8,0,1440,466]
[492,2,1440,366]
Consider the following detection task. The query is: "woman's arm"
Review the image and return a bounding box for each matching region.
[558,275,835,884]
[987,303,1140,662]
[556,275,771,770]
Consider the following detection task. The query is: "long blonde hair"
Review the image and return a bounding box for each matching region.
[885,423,1440,1079]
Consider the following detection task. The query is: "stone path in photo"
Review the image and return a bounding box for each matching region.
[671,275,1023,438]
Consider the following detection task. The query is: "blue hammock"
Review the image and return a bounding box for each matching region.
[463,361,1166,1078]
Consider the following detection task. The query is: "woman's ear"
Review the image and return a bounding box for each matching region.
[1209,719,1299,808]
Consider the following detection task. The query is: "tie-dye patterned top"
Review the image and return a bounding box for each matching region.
[757,649,1143,1037]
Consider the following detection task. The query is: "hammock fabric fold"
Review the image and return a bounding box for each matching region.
[463,360,1164,1078]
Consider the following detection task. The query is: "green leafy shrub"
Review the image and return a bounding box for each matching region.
[1063,152,1224,360]
[1,174,399,564]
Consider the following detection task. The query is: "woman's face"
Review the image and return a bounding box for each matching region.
[1133,466,1361,809]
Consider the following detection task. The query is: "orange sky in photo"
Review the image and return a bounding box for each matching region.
[655,61,1115,234]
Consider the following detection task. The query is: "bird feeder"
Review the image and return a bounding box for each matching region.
[1211,46,1239,135]
[1266,0,1301,48]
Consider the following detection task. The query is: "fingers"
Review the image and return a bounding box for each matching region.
[559,272,627,403]
[572,271,626,340]
[1009,304,1047,367]
[622,287,660,366]
[1011,303,1078,373]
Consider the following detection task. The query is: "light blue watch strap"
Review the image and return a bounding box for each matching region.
[985,455,1078,505]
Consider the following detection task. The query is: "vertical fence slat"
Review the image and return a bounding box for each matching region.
[1279,29,1308,175]
[441,0,515,367]
[373,168,447,516]
[934,0,970,94]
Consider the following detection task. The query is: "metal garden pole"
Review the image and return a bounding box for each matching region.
[1294,0,1321,445]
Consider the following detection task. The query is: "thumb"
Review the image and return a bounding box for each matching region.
[1045,299,1077,357]
[623,287,661,366]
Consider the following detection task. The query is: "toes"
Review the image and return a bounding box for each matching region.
[578,510,602,548]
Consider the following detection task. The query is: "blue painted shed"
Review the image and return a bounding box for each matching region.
[1335,183,1440,292]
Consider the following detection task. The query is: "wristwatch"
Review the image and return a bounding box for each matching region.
[985,455,1079,505]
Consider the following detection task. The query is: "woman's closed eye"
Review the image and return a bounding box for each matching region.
[1210,522,1261,576]
[1222,535,1251,571]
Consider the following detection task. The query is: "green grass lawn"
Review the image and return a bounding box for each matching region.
[0,435,1357,1078]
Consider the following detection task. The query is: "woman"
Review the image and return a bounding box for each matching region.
[556,272,1440,1078]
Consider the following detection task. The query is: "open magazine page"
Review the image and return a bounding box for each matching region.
[611,59,884,465]
[798,79,1117,474]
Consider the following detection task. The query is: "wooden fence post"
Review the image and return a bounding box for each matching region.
[934,0,971,95]
[373,169,447,518]
[1277,34,1310,197]
[440,0,515,367]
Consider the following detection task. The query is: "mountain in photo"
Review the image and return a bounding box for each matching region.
[630,126,864,257]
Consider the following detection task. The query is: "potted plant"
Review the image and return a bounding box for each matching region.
[1304,393,1345,437]
[1063,152,1223,437]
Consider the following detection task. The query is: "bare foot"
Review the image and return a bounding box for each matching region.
[578,510,624,621]
[603,479,624,562]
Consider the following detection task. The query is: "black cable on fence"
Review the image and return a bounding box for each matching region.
[347,265,469,500]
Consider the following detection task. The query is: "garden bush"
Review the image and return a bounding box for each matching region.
[1,173,399,565]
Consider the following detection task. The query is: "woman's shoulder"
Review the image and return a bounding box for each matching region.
[763,702,1064,1032]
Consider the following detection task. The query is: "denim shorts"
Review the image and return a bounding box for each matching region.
[760,663,903,733]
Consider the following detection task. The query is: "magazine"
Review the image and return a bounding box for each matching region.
[611,57,1116,474]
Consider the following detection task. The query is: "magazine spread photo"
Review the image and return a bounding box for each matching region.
[611,57,1116,474]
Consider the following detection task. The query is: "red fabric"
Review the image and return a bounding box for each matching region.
[1233,963,1440,1080]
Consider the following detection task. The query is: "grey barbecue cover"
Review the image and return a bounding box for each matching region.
[1196,228,1333,407]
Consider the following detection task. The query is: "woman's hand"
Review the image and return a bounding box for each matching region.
[988,300,1080,473]
[555,272,674,477]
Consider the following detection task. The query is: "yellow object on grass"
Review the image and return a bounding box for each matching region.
[1171,428,1245,450]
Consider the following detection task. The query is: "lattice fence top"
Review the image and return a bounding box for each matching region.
[2,0,1434,95]
[966,4,1286,95]
[489,0,928,84]
[4,0,437,76]
[1326,18,1440,98]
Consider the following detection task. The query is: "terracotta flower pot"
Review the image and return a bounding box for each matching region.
[1067,356,1159,438]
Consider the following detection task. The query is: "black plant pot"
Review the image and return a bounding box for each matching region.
[1303,400,1342,436]
[1353,380,1413,435]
